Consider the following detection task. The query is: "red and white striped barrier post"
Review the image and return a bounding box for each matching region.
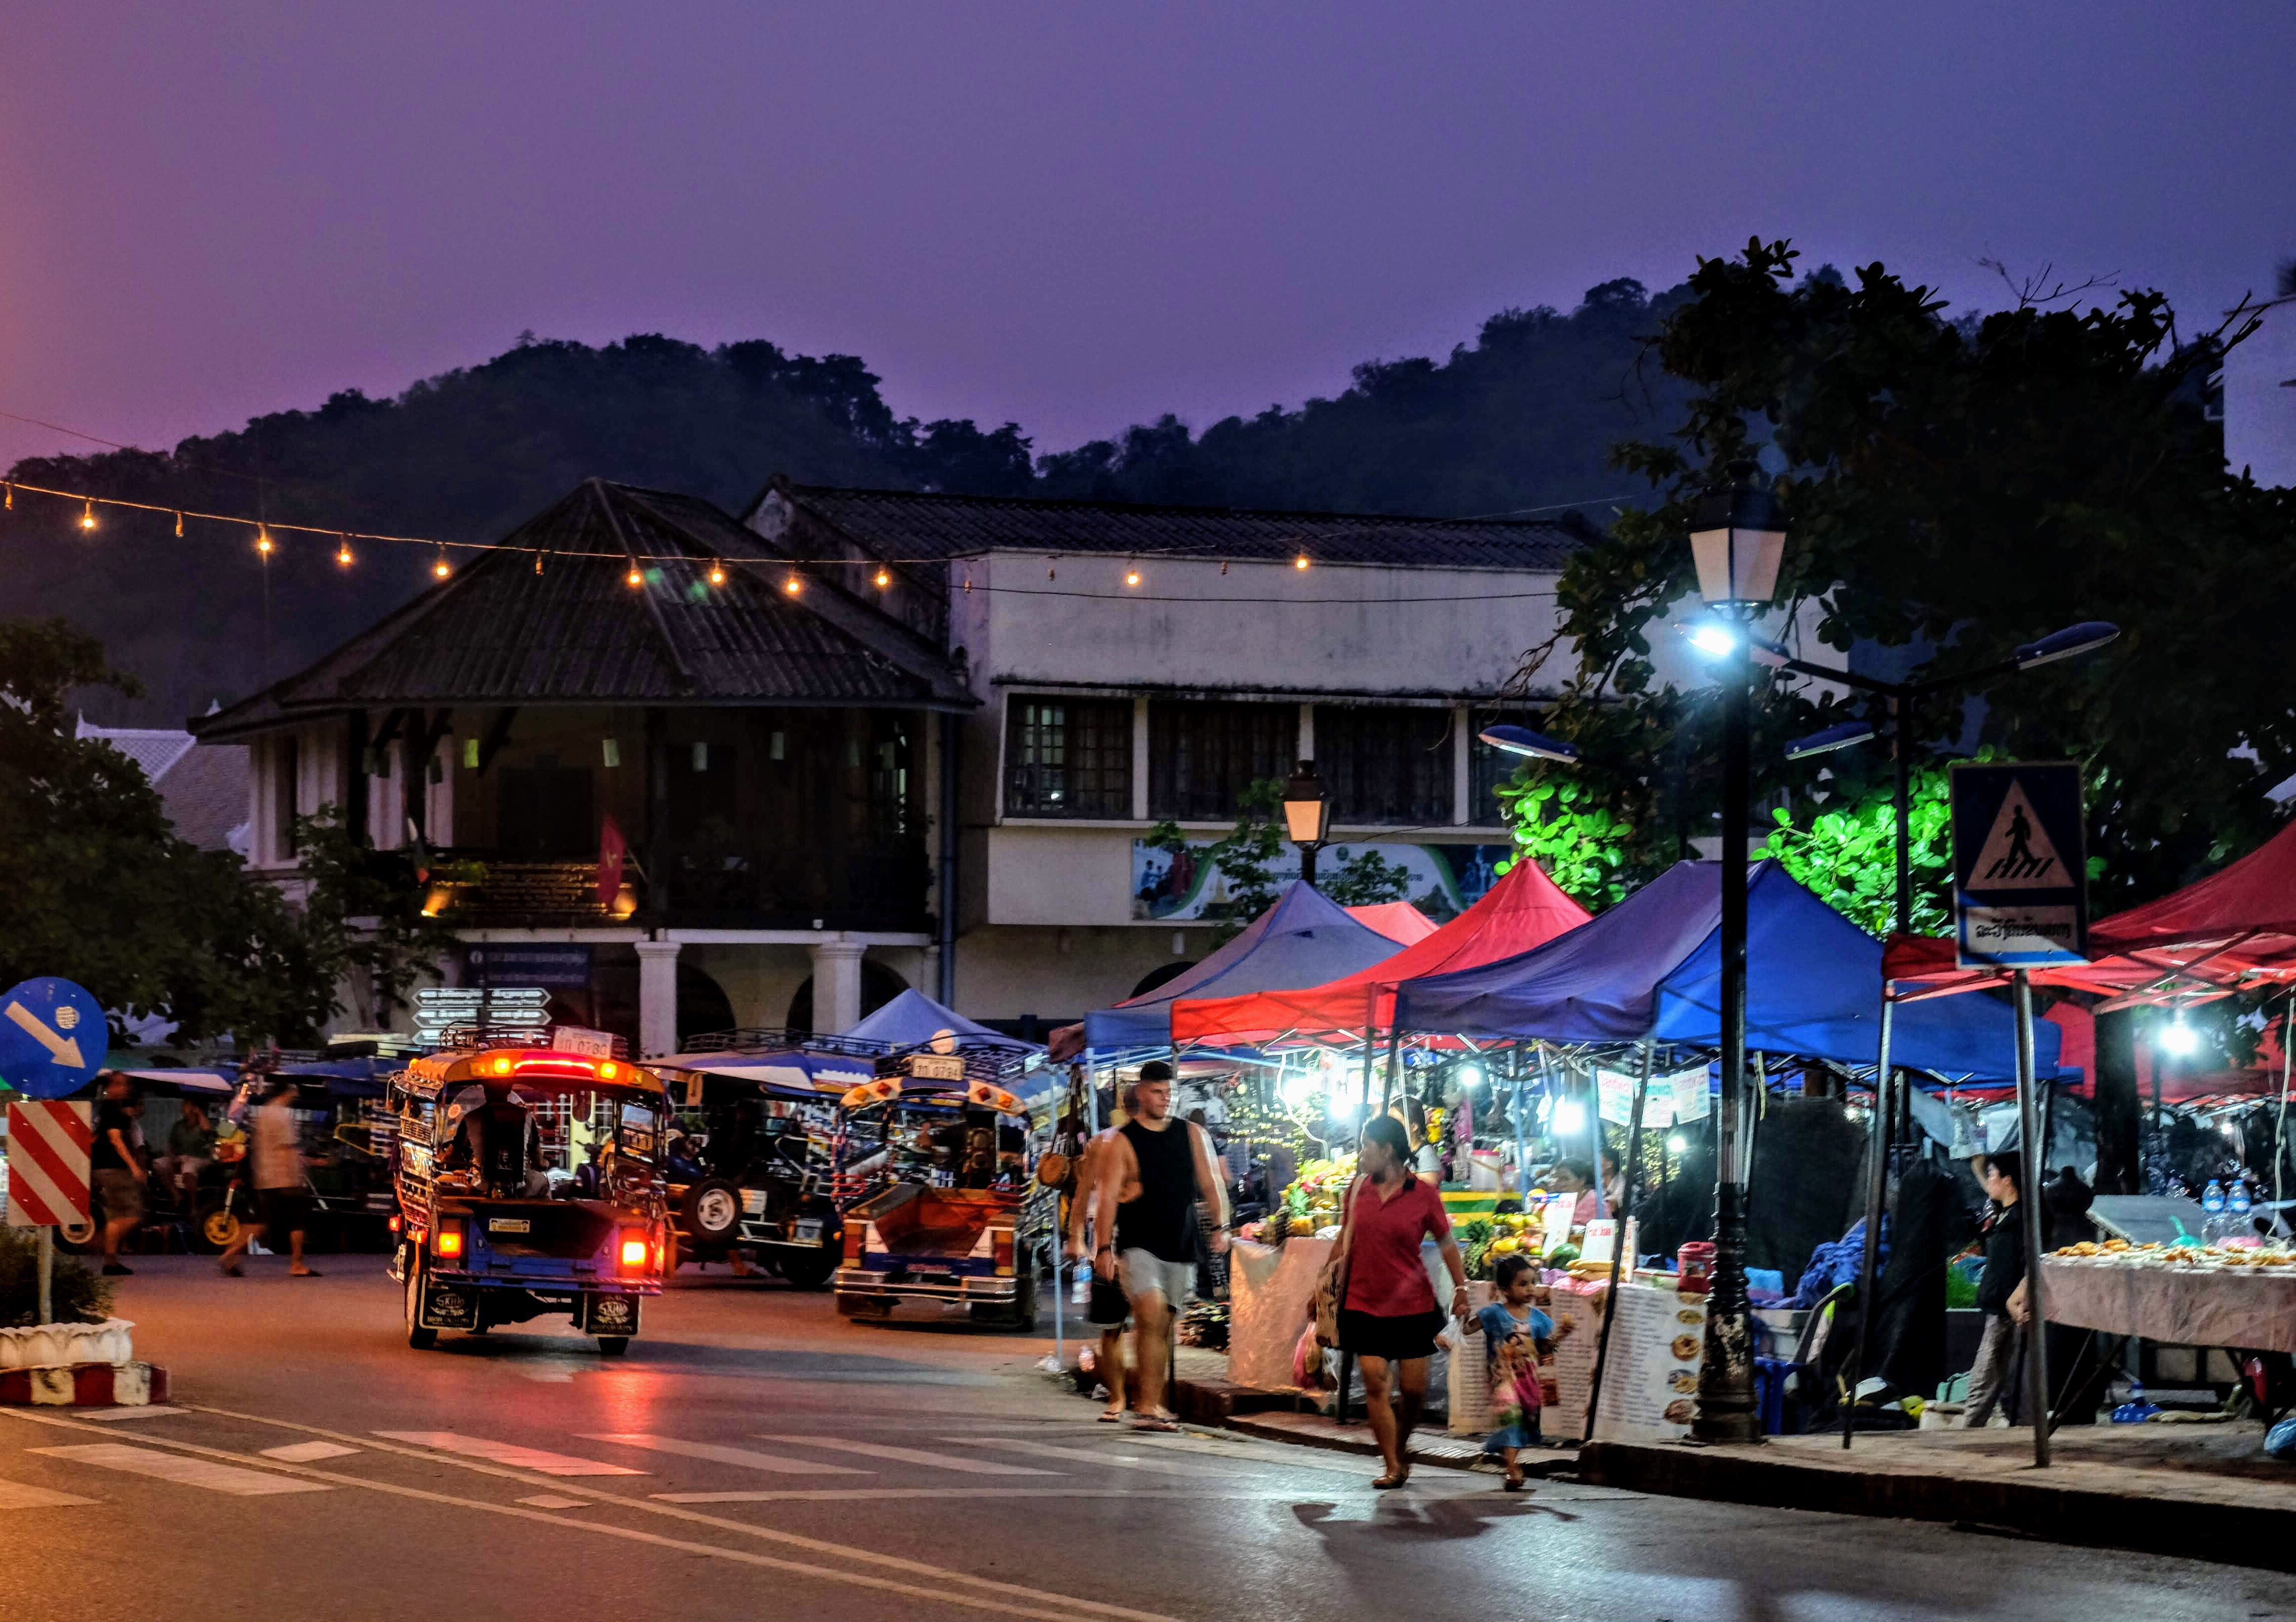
[5,1101,94,1324]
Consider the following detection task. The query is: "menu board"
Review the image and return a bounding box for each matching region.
[1542,1279,1706,1443]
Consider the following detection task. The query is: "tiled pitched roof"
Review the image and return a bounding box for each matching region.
[195,482,973,739]
[752,479,1593,572]
[156,741,251,852]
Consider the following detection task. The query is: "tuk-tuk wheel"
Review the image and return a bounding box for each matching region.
[777,1246,838,1290]
[199,1201,244,1254]
[404,1250,437,1350]
[596,1337,629,1356]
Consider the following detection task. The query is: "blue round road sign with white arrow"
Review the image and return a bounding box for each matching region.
[0,977,109,1099]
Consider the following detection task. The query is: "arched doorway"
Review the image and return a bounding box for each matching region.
[677,962,737,1047]
[785,960,907,1036]
[1130,961,1198,998]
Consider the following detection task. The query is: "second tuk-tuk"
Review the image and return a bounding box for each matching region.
[386,1042,669,1354]
[831,1056,1053,1328]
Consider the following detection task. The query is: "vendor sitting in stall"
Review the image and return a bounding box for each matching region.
[439,1085,551,1197]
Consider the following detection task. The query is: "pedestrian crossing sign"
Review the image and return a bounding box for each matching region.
[1950,761,2088,968]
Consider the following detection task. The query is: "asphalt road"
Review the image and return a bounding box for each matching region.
[7,1254,2294,1622]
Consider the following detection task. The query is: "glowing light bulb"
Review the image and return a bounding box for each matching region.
[432,553,452,579]
[707,563,726,586]
[1551,1099,1588,1137]
[1294,552,1310,571]
[1124,568,1141,588]
[1667,1134,1688,1155]
[784,573,802,595]
[336,539,354,567]
[874,568,890,588]
[626,566,644,588]
[255,528,274,557]
[2158,1017,2201,1057]
[1689,623,1737,657]
[79,500,97,532]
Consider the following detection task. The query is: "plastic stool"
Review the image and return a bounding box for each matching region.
[1753,1356,1804,1435]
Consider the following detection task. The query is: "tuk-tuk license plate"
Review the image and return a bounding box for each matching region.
[488,1219,531,1234]
[792,1219,823,1243]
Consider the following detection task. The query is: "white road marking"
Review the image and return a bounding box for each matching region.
[750,1436,1059,1476]
[943,1436,1228,1477]
[374,1431,645,1476]
[654,1487,1284,1504]
[4,1407,1173,1622]
[582,1434,870,1475]
[261,1441,362,1462]
[72,1405,191,1422]
[32,1443,329,1497]
[0,1475,99,1509]
[518,1493,589,1509]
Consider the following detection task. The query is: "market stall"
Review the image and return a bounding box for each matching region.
[2042,1251,2296,1356]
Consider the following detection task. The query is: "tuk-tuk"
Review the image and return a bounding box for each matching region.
[650,1048,874,1286]
[831,1055,1052,1328]
[385,1043,669,1354]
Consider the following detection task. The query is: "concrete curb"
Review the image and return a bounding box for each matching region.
[0,1362,169,1407]
[1578,1440,2296,1575]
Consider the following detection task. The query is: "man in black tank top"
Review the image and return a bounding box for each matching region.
[1092,1060,1229,1431]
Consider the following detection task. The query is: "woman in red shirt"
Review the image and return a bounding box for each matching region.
[1332,1114,1471,1488]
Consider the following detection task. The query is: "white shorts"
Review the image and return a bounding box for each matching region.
[1120,1248,1192,1309]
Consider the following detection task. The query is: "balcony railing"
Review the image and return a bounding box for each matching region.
[426,841,932,934]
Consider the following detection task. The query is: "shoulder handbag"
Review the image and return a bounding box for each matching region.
[1313,1176,1362,1348]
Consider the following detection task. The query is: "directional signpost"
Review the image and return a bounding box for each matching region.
[0,977,107,1324]
[1950,762,2087,1468]
[0,977,109,1099]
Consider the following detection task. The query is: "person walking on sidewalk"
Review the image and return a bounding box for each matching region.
[220,1078,322,1279]
[1331,1114,1471,1489]
[1067,1083,1136,1422]
[92,1072,148,1277]
[1961,1151,2027,1426]
[1093,1060,1228,1433]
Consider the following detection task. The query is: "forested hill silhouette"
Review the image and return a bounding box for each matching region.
[6,280,1683,724]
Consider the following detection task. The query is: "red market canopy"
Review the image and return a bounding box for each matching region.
[1170,857,1591,1047]
[1346,901,1441,946]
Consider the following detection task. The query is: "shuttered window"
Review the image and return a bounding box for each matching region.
[1315,706,1453,825]
[1148,701,1297,821]
[1005,698,1133,817]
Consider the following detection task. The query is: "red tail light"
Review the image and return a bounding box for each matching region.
[387,1214,402,1234]
[434,1221,465,1260]
[618,1231,649,1270]
[993,1228,1015,1276]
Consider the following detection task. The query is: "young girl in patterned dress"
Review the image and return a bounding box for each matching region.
[1477,1253,1561,1490]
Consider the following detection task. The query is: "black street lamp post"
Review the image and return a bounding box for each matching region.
[1283,759,1333,888]
[1684,471,1788,1445]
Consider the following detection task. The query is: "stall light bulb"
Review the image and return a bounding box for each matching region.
[1457,1064,1484,1093]
[1328,1095,1360,1125]
[336,539,354,567]
[433,553,452,579]
[626,566,644,588]
[1125,568,1141,588]
[255,528,274,557]
[874,568,891,588]
[1551,1099,1588,1136]
[79,500,97,532]
[1667,1134,1688,1155]
[2159,1018,2201,1057]
[1294,552,1310,571]
[707,562,726,586]
[784,573,803,595]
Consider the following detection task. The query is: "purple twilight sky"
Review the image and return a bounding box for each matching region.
[1,1,2289,474]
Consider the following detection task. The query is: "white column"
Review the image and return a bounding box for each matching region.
[1130,698,1150,820]
[1452,704,1471,824]
[635,939,681,1057]
[809,938,866,1034]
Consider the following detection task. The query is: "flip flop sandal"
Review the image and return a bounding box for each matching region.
[1502,1474,1526,1492]
[1128,1415,1180,1433]
[1372,1471,1409,1490]
[1098,1407,1126,1423]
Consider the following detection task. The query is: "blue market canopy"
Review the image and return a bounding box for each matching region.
[1392,860,2058,1080]
[845,989,1039,1055]
[651,1049,879,1096]
[1066,882,1406,1054]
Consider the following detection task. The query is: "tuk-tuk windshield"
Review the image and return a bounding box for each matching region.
[429,1082,659,1202]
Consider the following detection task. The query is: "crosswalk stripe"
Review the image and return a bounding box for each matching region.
[32,1443,329,1496]
[0,1475,99,1509]
[581,1434,871,1476]
[373,1432,645,1476]
[73,1405,190,1422]
[750,1435,1059,1476]
[261,1441,362,1463]
[517,1493,589,1509]
[942,1436,1228,1476]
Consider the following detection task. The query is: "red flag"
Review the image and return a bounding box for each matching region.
[597,814,628,908]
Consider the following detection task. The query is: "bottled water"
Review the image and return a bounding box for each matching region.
[2227,1179,2254,1246]
[2201,1180,2226,1244]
